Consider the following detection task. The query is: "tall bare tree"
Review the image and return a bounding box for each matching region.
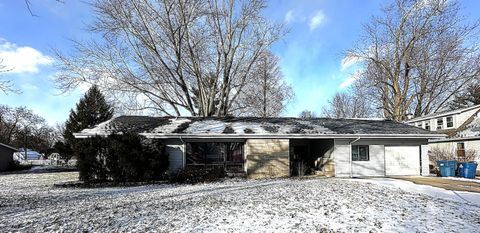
[55,0,285,117]
[346,0,480,121]
[235,51,293,116]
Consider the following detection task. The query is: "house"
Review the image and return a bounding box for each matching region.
[14,149,43,160]
[75,116,444,178]
[405,105,480,164]
[0,143,17,171]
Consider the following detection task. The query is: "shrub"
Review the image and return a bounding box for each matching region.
[429,147,478,175]
[76,133,169,183]
[169,167,226,184]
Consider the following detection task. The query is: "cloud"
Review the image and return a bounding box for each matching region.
[340,54,363,71]
[340,71,362,88]
[285,10,295,23]
[0,38,53,74]
[309,11,326,31]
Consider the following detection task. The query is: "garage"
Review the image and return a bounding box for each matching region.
[385,146,421,176]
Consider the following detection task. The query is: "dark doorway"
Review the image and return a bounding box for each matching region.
[290,139,334,176]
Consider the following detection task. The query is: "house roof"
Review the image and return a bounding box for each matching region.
[0,143,18,151]
[74,116,445,139]
[405,104,480,123]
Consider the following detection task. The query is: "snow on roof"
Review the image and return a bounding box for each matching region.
[153,118,191,133]
[455,117,480,138]
[75,116,442,138]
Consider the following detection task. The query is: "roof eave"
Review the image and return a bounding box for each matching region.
[74,132,445,139]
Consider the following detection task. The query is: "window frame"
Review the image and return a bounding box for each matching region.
[446,116,454,128]
[425,121,430,130]
[352,145,370,162]
[185,142,244,172]
[436,118,444,130]
[457,142,465,158]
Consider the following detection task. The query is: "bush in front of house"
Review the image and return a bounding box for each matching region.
[76,133,169,183]
[168,167,226,184]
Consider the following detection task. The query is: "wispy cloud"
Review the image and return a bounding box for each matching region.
[0,38,53,74]
[309,11,326,31]
[285,10,295,23]
[340,54,363,71]
[340,71,362,88]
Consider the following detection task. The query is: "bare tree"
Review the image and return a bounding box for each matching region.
[0,60,16,94]
[346,0,480,121]
[322,86,378,118]
[298,110,317,119]
[0,104,54,153]
[54,0,285,117]
[234,51,293,116]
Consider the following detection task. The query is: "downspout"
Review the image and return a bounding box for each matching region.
[349,137,361,178]
[179,136,186,169]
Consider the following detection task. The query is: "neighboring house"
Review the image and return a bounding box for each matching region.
[14,148,43,160]
[0,143,17,171]
[405,105,480,164]
[75,116,443,178]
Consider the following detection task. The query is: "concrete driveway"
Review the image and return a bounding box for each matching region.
[394,176,480,193]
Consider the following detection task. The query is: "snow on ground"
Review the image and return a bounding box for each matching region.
[1,172,479,232]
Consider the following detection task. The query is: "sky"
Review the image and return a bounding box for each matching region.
[1,0,479,125]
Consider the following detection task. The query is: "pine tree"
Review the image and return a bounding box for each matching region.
[60,85,113,162]
[450,83,480,110]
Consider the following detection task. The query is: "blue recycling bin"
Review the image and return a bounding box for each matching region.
[457,162,466,177]
[437,160,457,177]
[463,162,478,179]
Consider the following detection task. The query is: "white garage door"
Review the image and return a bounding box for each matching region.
[385,146,420,176]
[166,145,184,171]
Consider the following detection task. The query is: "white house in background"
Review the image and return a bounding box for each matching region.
[405,104,480,165]
[14,148,43,160]
[75,116,444,178]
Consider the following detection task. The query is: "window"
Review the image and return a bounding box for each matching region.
[416,122,422,128]
[425,121,430,130]
[352,145,369,161]
[446,116,454,128]
[186,142,244,172]
[436,118,443,130]
[457,143,465,158]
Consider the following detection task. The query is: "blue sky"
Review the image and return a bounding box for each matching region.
[1,0,479,125]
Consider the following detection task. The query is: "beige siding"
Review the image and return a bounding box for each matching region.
[245,139,289,179]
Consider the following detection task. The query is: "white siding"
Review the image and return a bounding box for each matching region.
[166,144,185,171]
[421,145,430,176]
[352,145,385,177]
[385,146,420,176]
[333,139,351,177]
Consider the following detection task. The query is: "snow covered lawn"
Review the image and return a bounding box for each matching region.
[1,172,479,232]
